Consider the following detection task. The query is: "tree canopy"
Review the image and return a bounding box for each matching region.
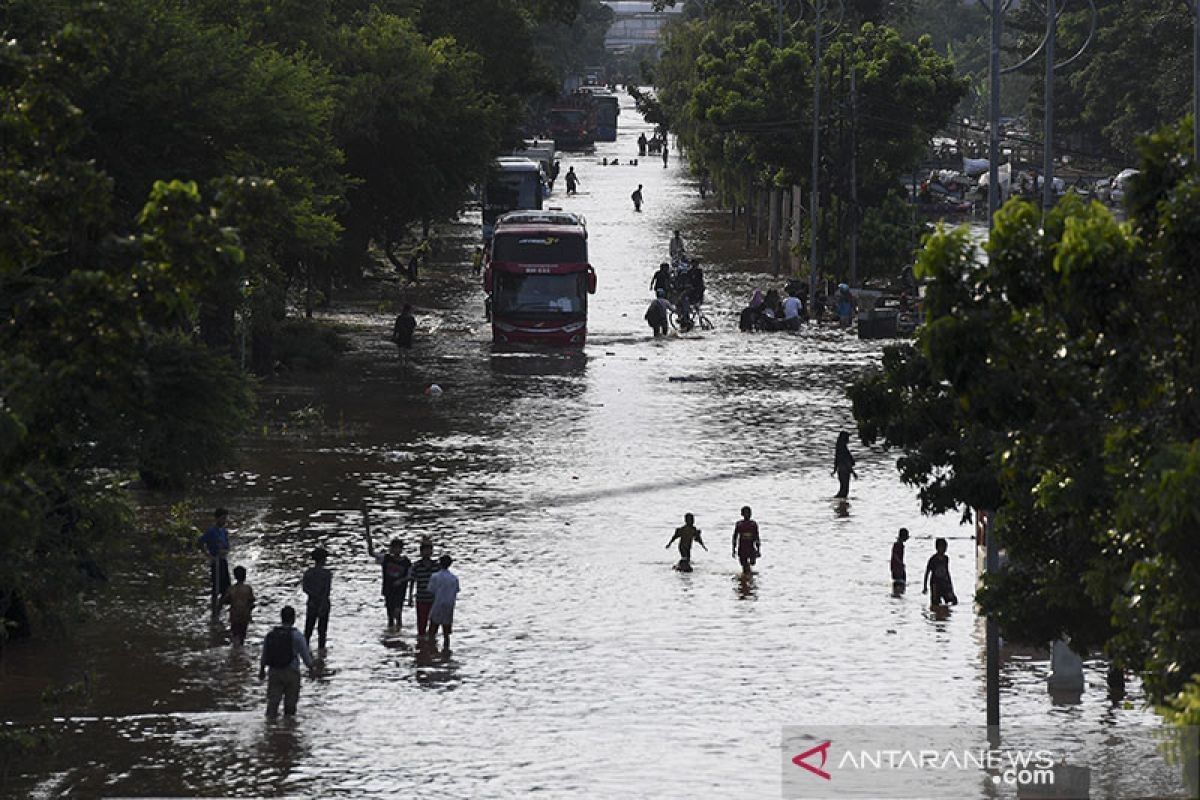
[849,118,1200,716]
[0,0,609,639]
[654,2,964,282]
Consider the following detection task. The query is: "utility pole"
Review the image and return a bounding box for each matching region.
[1189,1,1200,161]
[996,0,1096,212]
[807,0,842,304]
[1042,0,1056,211]
[986,0,1003,226]
[809,0,824,307]
[849,61,859,286]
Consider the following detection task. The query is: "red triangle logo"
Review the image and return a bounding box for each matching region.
[792,740,833,781]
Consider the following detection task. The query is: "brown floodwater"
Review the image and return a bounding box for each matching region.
[0,92,1183,799]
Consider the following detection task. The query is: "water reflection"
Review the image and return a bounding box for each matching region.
[734,571,757,601]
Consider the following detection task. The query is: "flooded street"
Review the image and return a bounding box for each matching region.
[1,94,1175,798]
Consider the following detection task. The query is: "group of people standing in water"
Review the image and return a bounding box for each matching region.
[663,433,957,611]
[198,508,461,718]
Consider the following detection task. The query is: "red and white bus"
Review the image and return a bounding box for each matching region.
[483,211,597,345]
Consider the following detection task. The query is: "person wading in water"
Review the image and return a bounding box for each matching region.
[666,512,707,570]
[732,506,761,573]
[833,431,857,499]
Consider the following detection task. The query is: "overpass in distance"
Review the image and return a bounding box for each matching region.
[600,1,684,53]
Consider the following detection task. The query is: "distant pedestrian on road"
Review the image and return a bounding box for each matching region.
[669,230,686,262]
[891,528,909,592]
[409,538,438,638]
[666,513,707,567]
[302,547,332,649]
[662,141,669,167]
[922,537,958,608]
[198,508,232,618]
[732,506,761,572]
[393,304,417,350]
[220,565,255,647]
[427,555,460,651]
[632,184,643,212]
[259,605,315,718]
[833,431,857,498]
[638,132,648,156]
[471,246,484,275]
[565,166,579,195]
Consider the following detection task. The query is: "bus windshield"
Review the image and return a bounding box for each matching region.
[492,234,587,264]
[494,272,587,317]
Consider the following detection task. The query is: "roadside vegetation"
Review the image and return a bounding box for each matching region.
[850,118,1200,762]
[0,0,610,642]
[651,1,966,284]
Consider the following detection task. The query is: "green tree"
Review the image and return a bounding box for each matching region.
[848,119,1200,724]
[0,30,256,636]
[655,3,963,281]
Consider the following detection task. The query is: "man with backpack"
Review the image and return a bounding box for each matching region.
[258,605,315,718]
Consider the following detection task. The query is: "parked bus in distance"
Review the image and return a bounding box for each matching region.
[548,105,596,149]
[483,157,544,241]
[484,211,596,346]
[580,89,618,141]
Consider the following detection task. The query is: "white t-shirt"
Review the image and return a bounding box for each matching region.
[783,296,802,320]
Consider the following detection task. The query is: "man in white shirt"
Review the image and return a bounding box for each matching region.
[782,292,804,331]
[427,555,460,652]
[259,605,315,717]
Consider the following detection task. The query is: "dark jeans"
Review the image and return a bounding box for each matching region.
[836,469,852,498]
[266,667,301,717]
[416,600,433,636]
[210,558,230,611]
[384,585,408,626]
[304,599,329,648]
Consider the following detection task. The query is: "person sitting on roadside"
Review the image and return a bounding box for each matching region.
[782,291,803,332]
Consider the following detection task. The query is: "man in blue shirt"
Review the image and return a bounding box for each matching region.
[198,508,231,617]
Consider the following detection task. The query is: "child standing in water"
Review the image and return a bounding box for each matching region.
[666,513,707,566]
[732,506,761,572]
[922,537,958,608]
[221,565,255,646]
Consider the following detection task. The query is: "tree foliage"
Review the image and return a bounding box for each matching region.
[1,0,602,638]
[1011,0,1192,162]
[654,2,964,282]
[849,119,1200,713]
